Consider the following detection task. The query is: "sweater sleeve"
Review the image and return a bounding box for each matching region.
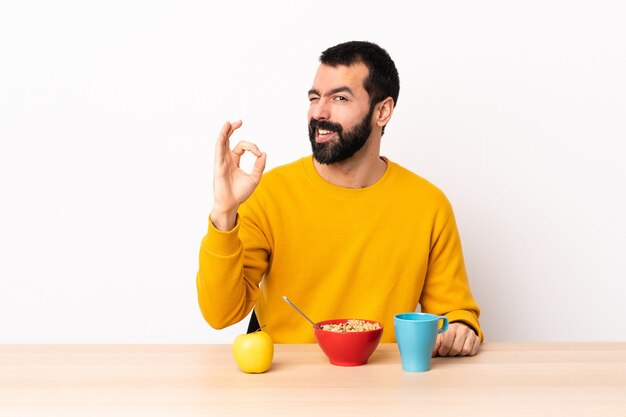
[196,209,271,329]
[419,203,484,341]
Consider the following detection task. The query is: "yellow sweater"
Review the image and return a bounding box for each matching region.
[197,156,482,343]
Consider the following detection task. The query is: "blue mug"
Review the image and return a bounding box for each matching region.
[394,312,449,372]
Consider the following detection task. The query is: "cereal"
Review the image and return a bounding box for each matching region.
[320,320,381,333]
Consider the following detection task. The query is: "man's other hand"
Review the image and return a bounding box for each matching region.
[432,322,480,357]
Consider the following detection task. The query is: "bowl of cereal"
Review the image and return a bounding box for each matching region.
[314,319,384,366]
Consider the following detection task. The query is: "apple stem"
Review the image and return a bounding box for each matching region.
[255,324,267,332]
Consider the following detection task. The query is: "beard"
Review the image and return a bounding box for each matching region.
[308,106,375,165]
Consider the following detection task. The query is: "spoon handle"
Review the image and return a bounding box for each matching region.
[282,295,321,329]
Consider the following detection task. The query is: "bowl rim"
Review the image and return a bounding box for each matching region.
[314,318,384,334]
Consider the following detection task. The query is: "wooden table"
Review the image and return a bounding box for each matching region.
[1,343,625,416]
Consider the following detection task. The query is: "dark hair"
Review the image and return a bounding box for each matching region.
[320,41,400,110]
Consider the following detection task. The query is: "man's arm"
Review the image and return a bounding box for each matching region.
[420,201,483,356]
[196,214,270,329]
[196,120,268,329]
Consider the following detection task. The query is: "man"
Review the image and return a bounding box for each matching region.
[197,41,482,357]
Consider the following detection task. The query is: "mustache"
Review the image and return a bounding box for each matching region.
[309,119,343,134]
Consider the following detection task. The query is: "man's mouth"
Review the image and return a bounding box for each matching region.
[316,128,337,143]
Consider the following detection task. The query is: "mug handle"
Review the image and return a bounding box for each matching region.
[437,316,449,334]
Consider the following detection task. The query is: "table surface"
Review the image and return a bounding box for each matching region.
[1,343,625,417]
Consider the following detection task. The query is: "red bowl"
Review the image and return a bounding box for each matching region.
[314,319,384,366]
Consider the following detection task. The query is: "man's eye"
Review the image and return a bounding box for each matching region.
[334,96,347,101]
[309,97,319,102]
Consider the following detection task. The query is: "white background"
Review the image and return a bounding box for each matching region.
[1,1,625,343]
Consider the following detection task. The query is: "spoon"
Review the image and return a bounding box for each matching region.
[282,295,322,330]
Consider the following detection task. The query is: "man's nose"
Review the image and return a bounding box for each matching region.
[311,100,330,120]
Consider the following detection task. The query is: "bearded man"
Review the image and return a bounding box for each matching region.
[196,41,483,357]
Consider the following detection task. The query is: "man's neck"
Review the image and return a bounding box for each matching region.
[313,141,387,189]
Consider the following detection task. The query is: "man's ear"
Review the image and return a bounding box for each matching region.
[376,97,395,128]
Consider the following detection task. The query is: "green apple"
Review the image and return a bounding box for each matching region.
[232,330,274,373]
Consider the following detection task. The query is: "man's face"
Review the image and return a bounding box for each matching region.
[307,63,374,165]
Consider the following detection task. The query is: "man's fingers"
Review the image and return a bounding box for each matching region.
[232,141,263,157]
[225,120,243,137]
[471,335,481,355]
[437,330,455,357]
[448,328,468,356]
[432,334,443,357]
[466,332,481,356]
[249,152,267,183]
[462,333,476,356]
[215,120,243,155]
[229,141,262,168]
